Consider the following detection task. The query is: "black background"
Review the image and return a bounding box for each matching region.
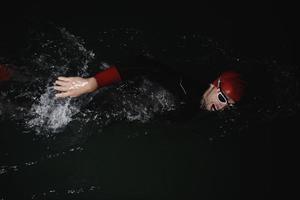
[0,2,299,65]
[1,2,298,199]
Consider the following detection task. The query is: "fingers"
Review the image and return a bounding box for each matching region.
[54,80,69,86]
[55,91,72,98]
[53,86,70,92]
[57,76,72,82]
[53,76,82,98]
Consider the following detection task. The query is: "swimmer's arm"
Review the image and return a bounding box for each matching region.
[54,55,177,98]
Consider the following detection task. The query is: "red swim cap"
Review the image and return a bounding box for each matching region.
[212,71,246,102]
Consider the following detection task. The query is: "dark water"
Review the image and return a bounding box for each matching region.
[0,5,299,199]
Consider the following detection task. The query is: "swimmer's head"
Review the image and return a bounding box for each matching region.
[201,71,246,111]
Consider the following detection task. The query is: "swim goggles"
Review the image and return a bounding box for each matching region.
[217,78,234,107]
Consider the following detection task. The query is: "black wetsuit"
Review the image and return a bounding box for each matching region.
[109,55,216,120]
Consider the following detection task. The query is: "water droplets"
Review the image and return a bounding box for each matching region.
[27,87,77,134]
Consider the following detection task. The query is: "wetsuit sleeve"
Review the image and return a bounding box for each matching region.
[93,55,181,89]
[93,66,122,87]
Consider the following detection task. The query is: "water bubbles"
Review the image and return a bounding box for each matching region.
[26,86,79,134]
[114,79,177,123]
[30,185,101,199]
[7,25,100,135]
[24,161,38,166]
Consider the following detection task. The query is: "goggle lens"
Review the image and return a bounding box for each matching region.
[218,93,227,103]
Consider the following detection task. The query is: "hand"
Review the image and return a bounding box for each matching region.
[54,76,98,98]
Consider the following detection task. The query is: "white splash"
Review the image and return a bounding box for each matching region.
[27,86,80,134]
[23,26,98,134]
[109,79,177,123]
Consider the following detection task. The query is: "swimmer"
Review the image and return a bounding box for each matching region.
[53,55,246,112]
[0,56,246,113]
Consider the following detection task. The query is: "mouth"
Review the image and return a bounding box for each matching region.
[211,104,217,111]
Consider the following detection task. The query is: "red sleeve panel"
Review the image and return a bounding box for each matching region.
[0,64,13,81]
[93,66,122,87]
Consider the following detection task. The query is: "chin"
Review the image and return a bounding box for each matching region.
[200,99,207,109]
[200,103,210,111]
[200,101,207,110]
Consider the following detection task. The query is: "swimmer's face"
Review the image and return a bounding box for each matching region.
[201,84,235,111]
